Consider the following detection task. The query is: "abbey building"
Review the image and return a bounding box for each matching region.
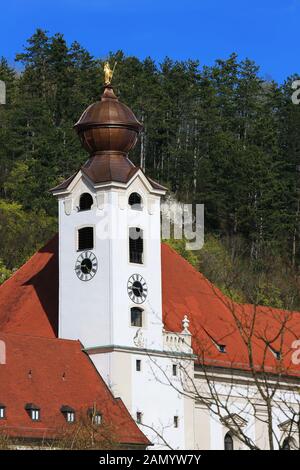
[0,79,299,450]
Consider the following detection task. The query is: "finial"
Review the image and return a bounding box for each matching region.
[103,61,117,86]
[182,314,190,334]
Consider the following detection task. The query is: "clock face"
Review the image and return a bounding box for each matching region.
[75,251,98,281]
[127,274,148,304]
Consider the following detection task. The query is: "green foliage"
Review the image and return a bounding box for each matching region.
[164,238,199,268]
[0,199,56,273]
[1,30,300,308]
[0,259,11,284]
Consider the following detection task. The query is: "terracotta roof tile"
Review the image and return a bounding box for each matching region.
[0,331,149,445]
[0,238,299,381]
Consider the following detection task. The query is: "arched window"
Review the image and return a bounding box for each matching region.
[281,437,296,450]
[78,227,94,251]
[128,192,142,210]
[79,193,93,211]
[131,307,143,327]
[129,227,144,264]
[224,432,234,450]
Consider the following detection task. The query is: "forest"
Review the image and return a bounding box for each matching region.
[1,29,300,309]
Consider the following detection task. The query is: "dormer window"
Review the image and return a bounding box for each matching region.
[93,413,102,426]
[129,227,143,264]
[79,193,93,211]
[268,345,281,360]
[217,344,226,354]
[128,192,142,210]
[0,404,5,419]
[88,408,102,426]
[78,226,94,251]
[25,403,40,421]
[61,405,75,423]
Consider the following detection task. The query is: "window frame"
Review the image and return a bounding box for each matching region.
[67,411,75,423]
[224,432,234,450]
[77,225,95,251]
[31,409,40,421]
[129,227,144,265]
[61,405,76,424]
[92,413,102,426]
[0,406,5,419]
[130,307,144,328]
[136,359,141,372]
[25,403,40,422]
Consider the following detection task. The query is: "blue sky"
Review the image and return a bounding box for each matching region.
[0,0,299,82]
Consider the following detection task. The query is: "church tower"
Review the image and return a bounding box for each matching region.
[51,68,194,449]
[51,80,166,350]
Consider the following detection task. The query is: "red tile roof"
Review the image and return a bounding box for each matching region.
[0,236,299,385]
[161,244,300,377]
[0,331,149,445]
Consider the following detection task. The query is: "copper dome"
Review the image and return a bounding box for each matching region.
[74,85,142,155]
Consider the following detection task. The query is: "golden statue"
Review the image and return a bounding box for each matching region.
[104,61,116,85]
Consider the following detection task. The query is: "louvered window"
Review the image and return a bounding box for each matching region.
[129,227,143,264]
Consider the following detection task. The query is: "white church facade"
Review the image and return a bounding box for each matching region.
[0,79,299,450]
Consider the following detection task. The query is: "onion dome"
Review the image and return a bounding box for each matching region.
[74,85,143,155]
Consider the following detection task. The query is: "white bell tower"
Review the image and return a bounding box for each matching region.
[51,81,195,450]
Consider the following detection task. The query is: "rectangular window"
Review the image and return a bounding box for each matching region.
[174,416,179,428]
[0,407,5,419]
[31,409,40,421]
[136,412,142,424]
[129,227,143,264]
[131,308,143,327]
[172,364,177,376]
[93,414,102,426]
[78,227,94,251]
[136,359,141,371]
[67,412,75,423]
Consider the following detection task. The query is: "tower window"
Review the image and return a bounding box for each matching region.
[79,193,93,211]
[136,412,142,424]
[61,405,75,423]
[25,403,40,421]
[224,432,234,450]
[78,227,94,251]
[0,405,5,419]
[136,359,141,371]
[129,227,143,264]
[174,416,179,428]
[131,307,143,327]
[172,364,178,376]
[128,192,142,210]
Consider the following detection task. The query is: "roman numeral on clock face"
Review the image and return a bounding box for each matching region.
[127,274,148,304]
[75,251,98,281]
